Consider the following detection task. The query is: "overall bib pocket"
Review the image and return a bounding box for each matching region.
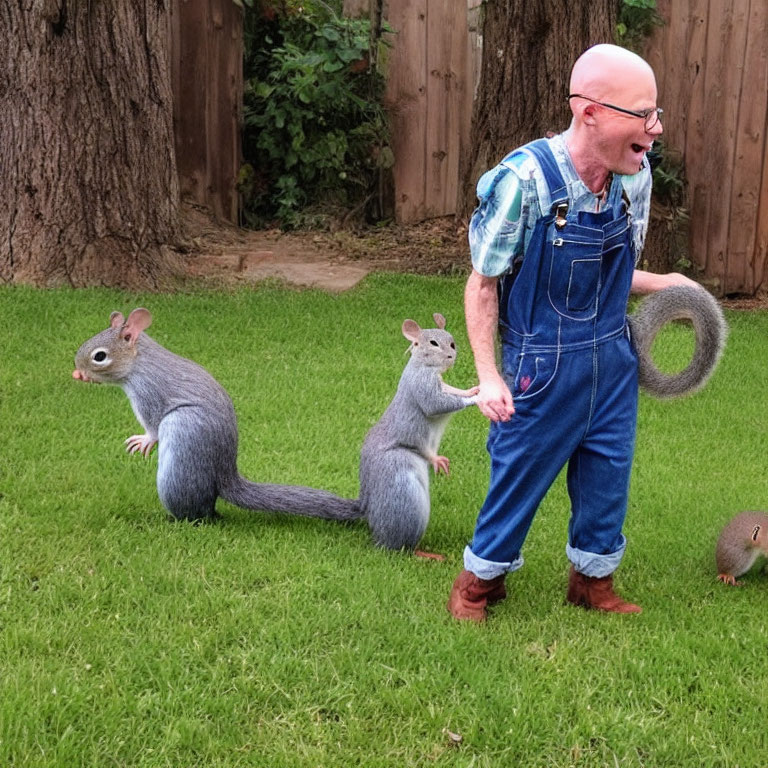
[547,237,602,321]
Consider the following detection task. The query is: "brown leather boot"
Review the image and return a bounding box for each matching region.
[566,566,642,614]
[446,570,507,622]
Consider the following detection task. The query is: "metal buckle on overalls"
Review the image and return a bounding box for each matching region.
[554,203,568,229]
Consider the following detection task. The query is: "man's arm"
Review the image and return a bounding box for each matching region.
[631,269,701,294]
[465,269,515,422]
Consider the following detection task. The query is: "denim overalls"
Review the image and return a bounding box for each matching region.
[465,139,639,580]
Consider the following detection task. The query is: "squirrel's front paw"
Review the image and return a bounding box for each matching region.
[430,455,450,475]
[125,434,157,457]
[441,382,480,397]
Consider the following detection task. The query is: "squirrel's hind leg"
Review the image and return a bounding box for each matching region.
[365,452,432,553]
[157,447,218,522]
[156,414,219,522]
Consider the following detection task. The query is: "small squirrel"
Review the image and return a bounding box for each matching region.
[628,284,727,398]
[715,511,768,585]
[358,314,478,558]
[73,308,362,523]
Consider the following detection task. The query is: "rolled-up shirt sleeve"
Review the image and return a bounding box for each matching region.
[468,166,525,278]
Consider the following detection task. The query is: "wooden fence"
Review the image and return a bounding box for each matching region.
[384,0,768,295]
[170,0,243,223]
[646,0,768,295]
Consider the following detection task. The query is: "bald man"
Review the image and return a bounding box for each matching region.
[447,44,699,621]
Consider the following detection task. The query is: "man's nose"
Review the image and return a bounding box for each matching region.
[648,117,663,137]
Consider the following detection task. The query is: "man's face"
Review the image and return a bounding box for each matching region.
[592,80,663,176]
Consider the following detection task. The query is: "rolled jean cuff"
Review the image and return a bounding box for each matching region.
[463,545,524,580]
[566,535,626,578]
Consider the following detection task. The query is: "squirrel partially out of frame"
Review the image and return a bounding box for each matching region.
[716,512,768,586]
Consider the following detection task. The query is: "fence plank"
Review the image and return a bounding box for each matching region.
[647,0,690,153]
[172,0,210,211]
[725,2,768,293]
[756,145,768,293]
[208,0,242,222]
[386,0,429,222]
[704,3,749,291]
[424,0,465,217]
[678,0,710,282]
[170,0,242,223]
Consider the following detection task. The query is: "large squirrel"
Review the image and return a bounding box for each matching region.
[358,314,477,557]
[73,308,361,524]
[628,284,727,398]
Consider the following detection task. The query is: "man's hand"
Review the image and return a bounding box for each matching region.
[477,373,515,422]
[631,269,703,294]
[663,272,702,290]
[464,269,516,423]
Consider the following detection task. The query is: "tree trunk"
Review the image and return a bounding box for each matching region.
[1,0,182,288]
[458,0,618,218]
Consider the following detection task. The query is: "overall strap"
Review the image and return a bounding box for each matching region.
[496,139,570,330]
[513,138,569,207]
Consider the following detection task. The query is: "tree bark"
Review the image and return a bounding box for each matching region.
[1,0,182,288]
[458,0,618,218]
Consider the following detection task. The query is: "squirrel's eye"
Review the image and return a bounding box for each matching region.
[93,350,107,363]
[450,342,456,349]
[430,340,439,347]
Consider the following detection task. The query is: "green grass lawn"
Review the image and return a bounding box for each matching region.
[1,275,767,767]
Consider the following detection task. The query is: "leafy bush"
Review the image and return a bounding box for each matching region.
[647,140,691,273]
[241,2,392,228]
[616,0,664,52]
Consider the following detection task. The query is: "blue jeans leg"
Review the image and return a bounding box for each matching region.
[566,335,638,577]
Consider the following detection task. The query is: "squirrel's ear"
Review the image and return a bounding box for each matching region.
[433,313,446,329]
[120,308,153,347]
[110,311,125,328]
[402,319,421,343]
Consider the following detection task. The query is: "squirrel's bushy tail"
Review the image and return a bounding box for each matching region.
[221,477,363,521]
[629,285,727,399]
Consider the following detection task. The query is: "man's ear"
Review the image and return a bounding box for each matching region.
[581,103,599,126]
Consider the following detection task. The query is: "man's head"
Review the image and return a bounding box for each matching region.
[567,44,662,181]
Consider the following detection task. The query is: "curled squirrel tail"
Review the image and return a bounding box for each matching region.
[220,477,363,521]
[629,285,727,399]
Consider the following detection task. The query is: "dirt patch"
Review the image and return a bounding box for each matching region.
[719,295,768,310]
[179,204,768,308]
[180,204,470,292]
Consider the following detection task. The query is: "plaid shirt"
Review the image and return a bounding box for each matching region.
[468,132,653,278]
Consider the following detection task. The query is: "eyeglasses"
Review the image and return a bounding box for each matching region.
[568,93,663,131]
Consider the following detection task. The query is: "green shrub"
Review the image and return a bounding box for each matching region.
[616,0,664,52]
[241,2,392,228]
